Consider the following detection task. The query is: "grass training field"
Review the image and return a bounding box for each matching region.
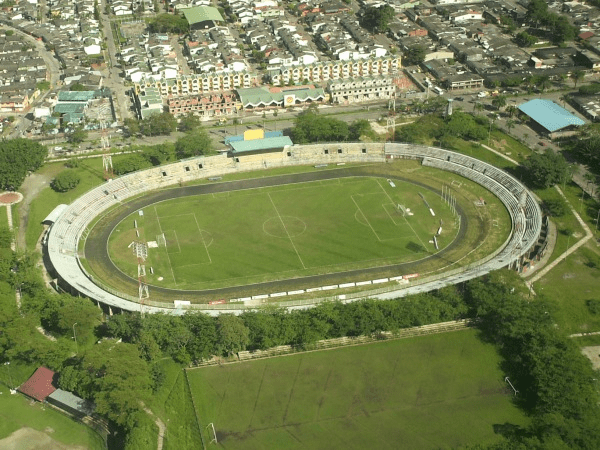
[186,329,527,450]
[0,383,105,450]
[108,177,457,290]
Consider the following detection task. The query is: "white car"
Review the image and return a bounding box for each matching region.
[477,91,488,98]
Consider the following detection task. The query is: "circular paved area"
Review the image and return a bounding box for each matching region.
[0,191,23,206]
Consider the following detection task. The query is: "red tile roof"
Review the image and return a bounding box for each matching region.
[18,367,57,402]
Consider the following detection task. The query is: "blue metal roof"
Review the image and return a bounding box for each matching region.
[518,99,585,132]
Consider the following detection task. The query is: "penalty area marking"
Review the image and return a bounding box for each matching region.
[154,205,178,286]
[375,179,429,251]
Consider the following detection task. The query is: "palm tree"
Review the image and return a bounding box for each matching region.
[474,102,485,115]
[506,119,515,134]
[491,95,507,110]
[572,70,586,89]
[506,105,517,118]
[538,75,551,93]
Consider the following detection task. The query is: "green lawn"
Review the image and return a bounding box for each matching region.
[0,205,7,228]
[535,244,600,334]
[25,159,105,250]
[187,329,528,450]
[108,177,458,290]
[0,383,105,449]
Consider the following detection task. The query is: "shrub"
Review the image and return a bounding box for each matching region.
[51,170,81,192]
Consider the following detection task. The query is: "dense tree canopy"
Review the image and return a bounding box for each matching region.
[148,13,189,34]
[403,46,426,66]
[0,138,47,190]
[139,112,177,137]
[59,341,152,427]
[290,110,377,143]
[523,150,570,188]
[174,127,213,159]
[360,5,395,33]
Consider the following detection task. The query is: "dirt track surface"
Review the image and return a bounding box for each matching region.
[85,166,469,303]
[0,427,88,450]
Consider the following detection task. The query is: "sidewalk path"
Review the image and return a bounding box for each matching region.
[526,186,593,288]
[481,143,519,166]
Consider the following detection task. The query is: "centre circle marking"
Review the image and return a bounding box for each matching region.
[263,216,307,238]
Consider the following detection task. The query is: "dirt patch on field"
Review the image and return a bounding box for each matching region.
[0,427,88,450]
[17,172,53,249]
[581,346,600,370]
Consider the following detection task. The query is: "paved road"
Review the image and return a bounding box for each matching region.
[99,1,132,122]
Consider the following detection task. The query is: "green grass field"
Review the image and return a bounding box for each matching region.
[0,384,105,449]
[186,329,528,450]
[108,177,458,290]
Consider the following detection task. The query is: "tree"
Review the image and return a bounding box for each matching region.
[148,13,189,34]
[515,31,537,47]
[174,127,213,159]
[523,150,570,188]
[506,119,516,134]
[0,138,47,190]
[551,15,577,44]
[526,0,548,27]
[571,70,586,88]
[59,341,152,427]
[491,95,507,110]
[403,46,426,66]
[506,105,517,118]
[177,113,201,133]
[216,314,249,356]
[51,170,81,192]
[69,127,87,144]
[360,5,395,33]
[140,112,177,136]
[113,154,152,175]
[70,83,87,91]
[290,110,349,143]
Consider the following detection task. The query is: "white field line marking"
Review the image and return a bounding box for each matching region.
[351,194,384,242]
[267,192,306,269]
[172,230,182,253]
[376,179,429,251]
[154,206,178,286]
[193,213,212,263]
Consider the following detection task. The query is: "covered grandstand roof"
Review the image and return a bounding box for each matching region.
[182,6,224,25]
[43,204,68,224]
[18,367,56,402]
[230,136,293,153]
[518,99,585,132]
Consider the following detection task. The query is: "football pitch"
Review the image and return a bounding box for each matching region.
[186,329,528,450]
[108,177,457,290]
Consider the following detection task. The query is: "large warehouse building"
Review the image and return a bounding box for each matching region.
[518,99,585,138]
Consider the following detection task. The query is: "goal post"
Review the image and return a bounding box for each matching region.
[157,233,166,248]
[206,423,217,444]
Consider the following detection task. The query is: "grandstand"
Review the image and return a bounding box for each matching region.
[45,143,541,315]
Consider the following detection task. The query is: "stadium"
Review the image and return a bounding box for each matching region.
[43,141,542,315]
